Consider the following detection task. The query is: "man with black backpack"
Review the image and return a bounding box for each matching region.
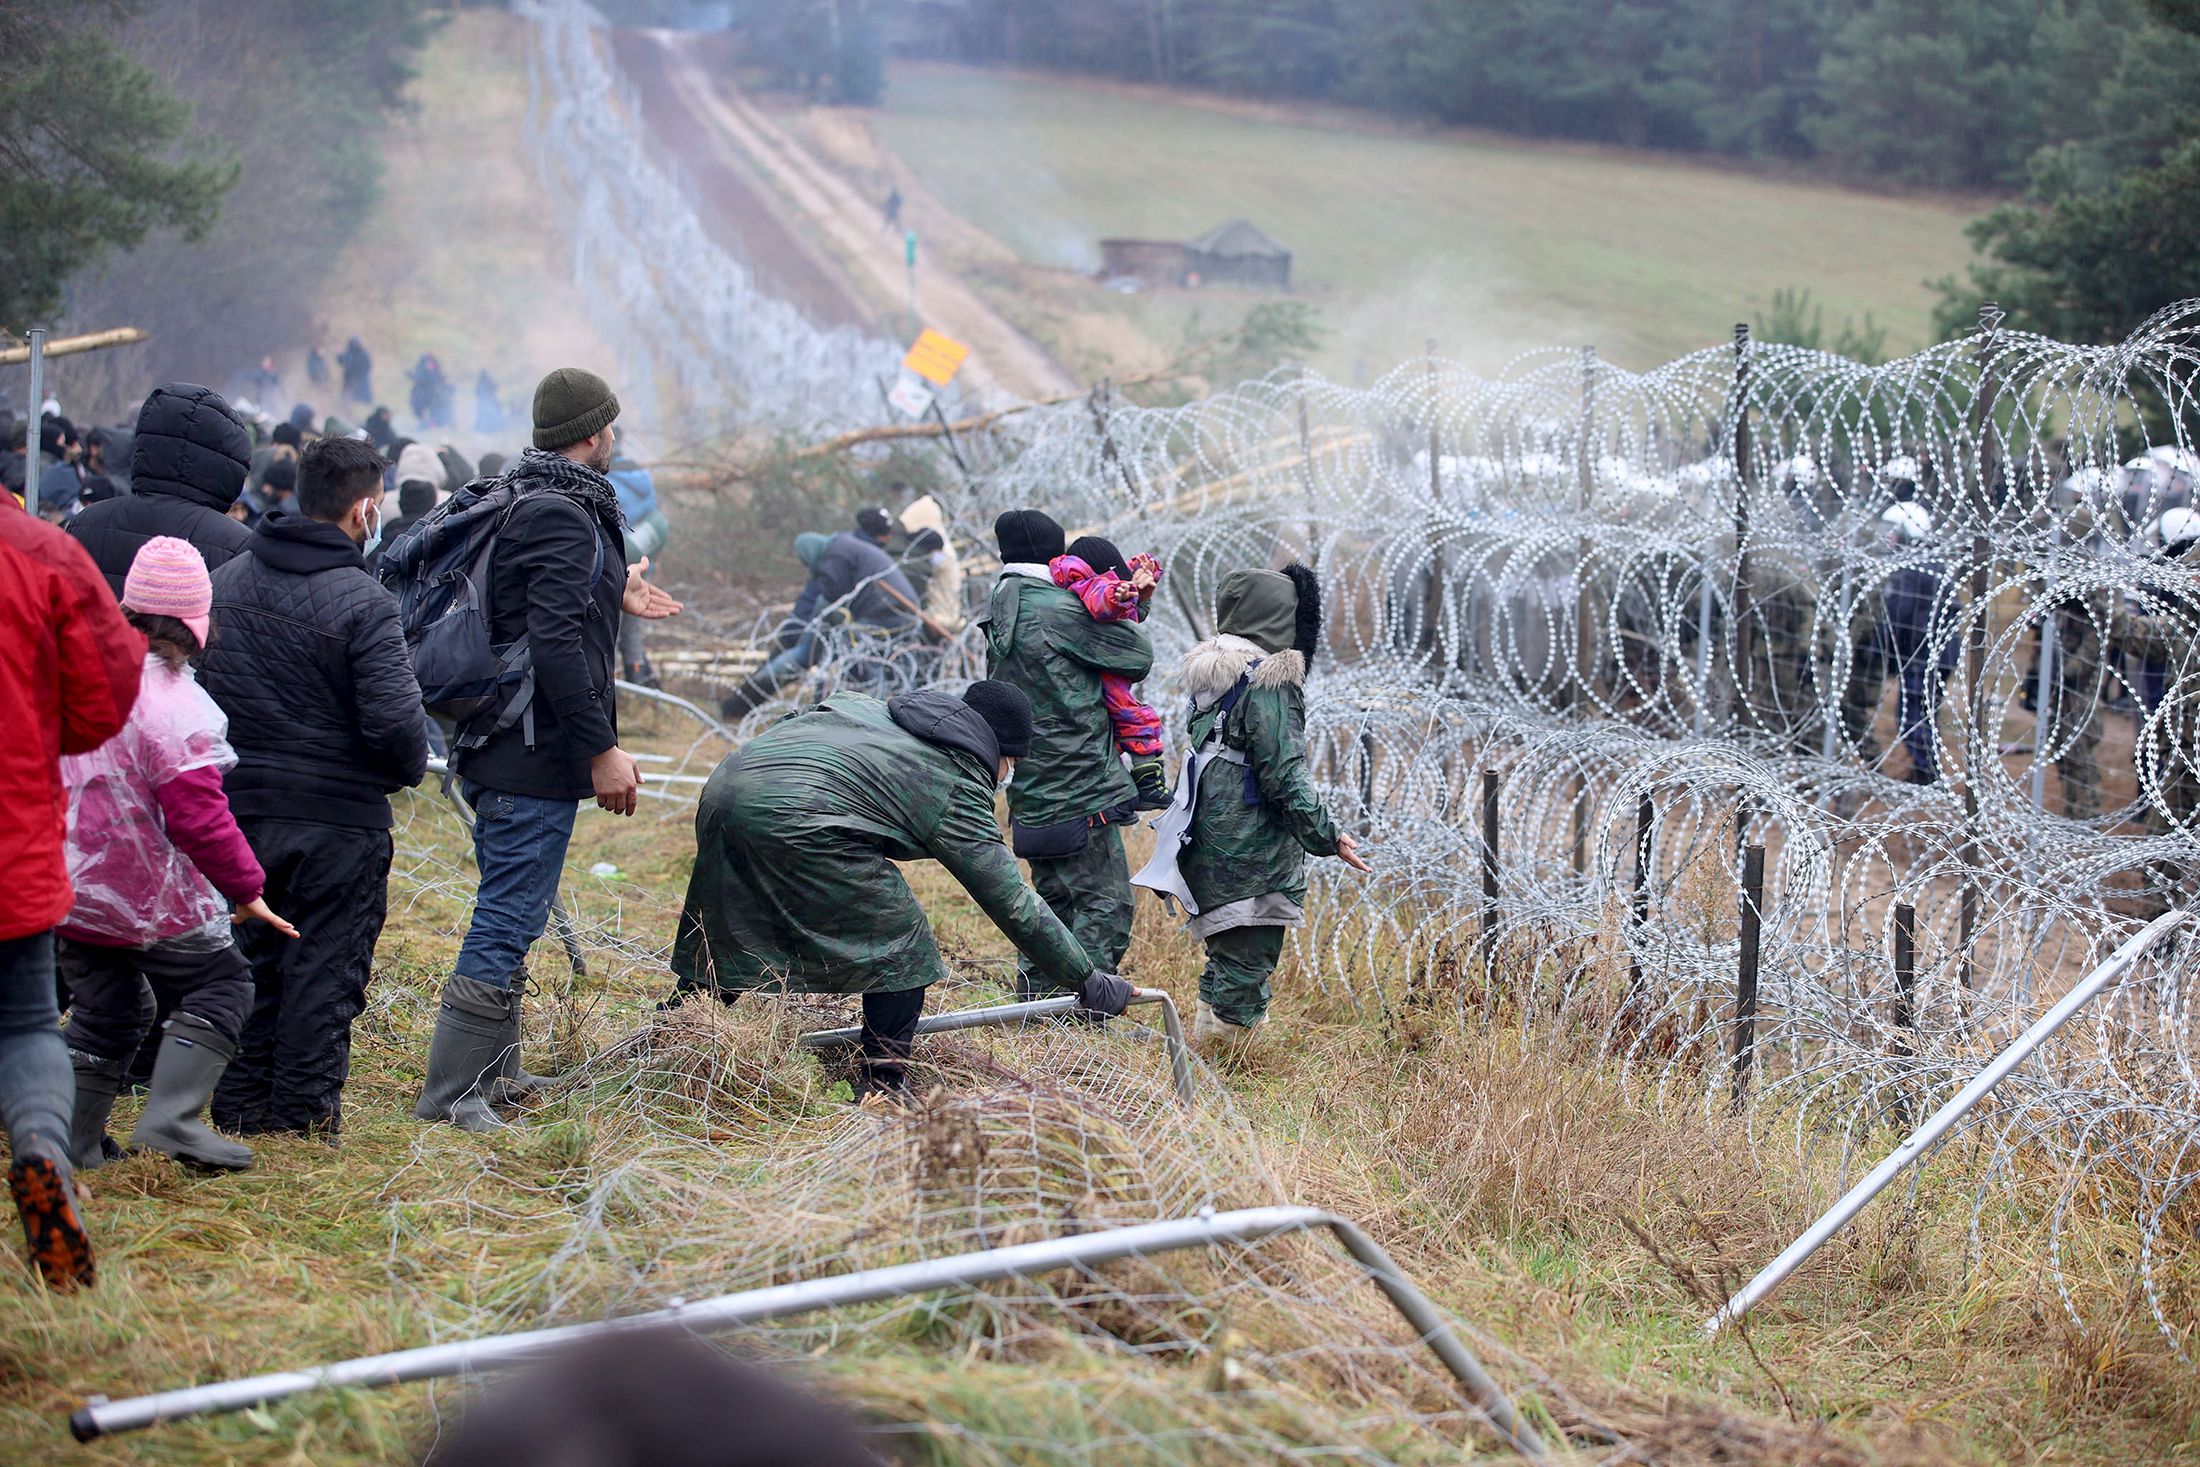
[199,436,430,1138]
[397,368,679,1131]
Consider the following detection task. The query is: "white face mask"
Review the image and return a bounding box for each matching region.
[359,499,384,556]
[998,758,1016,789]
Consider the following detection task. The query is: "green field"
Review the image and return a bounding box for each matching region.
[872,66,1981,379]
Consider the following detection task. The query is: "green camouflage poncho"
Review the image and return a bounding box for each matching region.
[670,690,1093,996]
[982,570,1153,828]
[1177,635,1340,914]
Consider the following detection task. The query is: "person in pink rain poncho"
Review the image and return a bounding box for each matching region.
[58,537,296,1173]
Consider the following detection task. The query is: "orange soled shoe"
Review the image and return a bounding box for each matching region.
[10,1155,95,1291]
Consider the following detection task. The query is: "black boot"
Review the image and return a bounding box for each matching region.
[414,977,510,1133]
[65,1050,123,1171]
[130,1015,254,1171]
[1130,760,1172,811]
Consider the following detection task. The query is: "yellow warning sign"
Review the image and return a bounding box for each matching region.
[903,328,970,387]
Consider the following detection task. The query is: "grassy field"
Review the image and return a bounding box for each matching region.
[306,9,614,459]
[863,65,1981,382]
[1,688,2194,1463]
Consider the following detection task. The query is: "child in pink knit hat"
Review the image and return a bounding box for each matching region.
[58,537,297,1173]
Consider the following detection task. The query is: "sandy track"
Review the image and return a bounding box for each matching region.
[643,32,1080,404]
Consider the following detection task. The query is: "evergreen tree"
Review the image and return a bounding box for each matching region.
[0,0,237,329]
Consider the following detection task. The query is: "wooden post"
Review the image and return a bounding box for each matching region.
[1891,901,1917,1124]
[1730,843,1766,1111]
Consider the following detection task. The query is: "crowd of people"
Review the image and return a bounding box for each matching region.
[0,360,1368,1295]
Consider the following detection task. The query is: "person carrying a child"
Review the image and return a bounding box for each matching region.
[58,537,298,1173]
[1049,535,1171,811]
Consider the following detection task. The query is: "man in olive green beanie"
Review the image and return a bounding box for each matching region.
[416,365,683,1132]
[531,367,622,465]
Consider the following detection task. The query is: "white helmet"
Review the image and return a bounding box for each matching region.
[1779,453,1820,489]
[1879,501,1932,544]
[1878,453,1922,487]
[2156,506,2200,558]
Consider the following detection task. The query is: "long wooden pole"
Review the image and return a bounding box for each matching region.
[0,327,147,366]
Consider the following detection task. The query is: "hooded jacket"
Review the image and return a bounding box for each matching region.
[199,513,430,830]
[0,495,145,942]
[1175,566,1338,925]
[69,383,253,596]
[981,571,1153,830]
[671,690,1091,996]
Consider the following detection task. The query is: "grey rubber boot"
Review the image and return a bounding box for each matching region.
[65,1050,124,1171]
[414,977,510,1133]
[489,973,557,1106]
[128,1014,254,1171]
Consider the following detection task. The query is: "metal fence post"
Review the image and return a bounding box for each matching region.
[1730,843,1765,1111]
[1729,323,1755,741]
[1959,301,2004,992]
[1890,901,1917,1124]
[1625,793,1654,1012]
[1480,769,1500,989]
[24,327,46,500]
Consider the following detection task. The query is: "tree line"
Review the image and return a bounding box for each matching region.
[2,0,437,416]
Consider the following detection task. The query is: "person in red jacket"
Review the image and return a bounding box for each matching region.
[0,487,143,1291]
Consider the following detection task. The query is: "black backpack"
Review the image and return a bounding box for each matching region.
[379,479,600,749]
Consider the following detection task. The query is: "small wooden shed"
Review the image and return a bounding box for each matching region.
[1098,220,1292,290]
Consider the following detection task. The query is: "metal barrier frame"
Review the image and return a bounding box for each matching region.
[70,1205,1547,1457]
[800,988,1195,1105]
[1707,908,2190,1334]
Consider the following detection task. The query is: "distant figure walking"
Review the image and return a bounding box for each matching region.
[474,370,504,436]
[881,185,902,232]
[338,337,373,405]
[305,346,329,388]
[409,354,450,431]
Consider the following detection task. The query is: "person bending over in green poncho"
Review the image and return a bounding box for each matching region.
[669,680,1133,1096]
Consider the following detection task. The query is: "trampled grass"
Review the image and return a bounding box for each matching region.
[2,691,2195,1464]
[865,65,1981,381]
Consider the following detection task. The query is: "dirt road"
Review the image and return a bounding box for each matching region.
[637,32,1080,404]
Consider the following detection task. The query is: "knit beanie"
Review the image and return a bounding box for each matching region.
[532,367,620,451]
[994,508,1064,565]
[856,505,893,540]
[262,457,297,494]
[123,536,213,648]
[962,679,1033,758]
[1066,534,1128,577]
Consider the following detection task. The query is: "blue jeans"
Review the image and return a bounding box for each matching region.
[455,782,579,991]
[757,629,822,692]
[0,932,73,1167]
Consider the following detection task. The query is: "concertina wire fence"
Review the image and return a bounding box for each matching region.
[379,0,2200,1421]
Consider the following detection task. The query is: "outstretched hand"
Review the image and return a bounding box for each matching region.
[1335,832,1373,873]
[623,558,684,620]
[235,896,300,940]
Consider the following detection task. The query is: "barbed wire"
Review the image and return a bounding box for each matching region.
[408,0,2200,1438]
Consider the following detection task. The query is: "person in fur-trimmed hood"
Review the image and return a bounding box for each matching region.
[1168,564,1367,1038]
